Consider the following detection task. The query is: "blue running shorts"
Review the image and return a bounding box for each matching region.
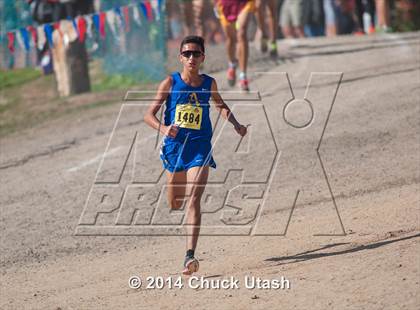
[160,139,216,173]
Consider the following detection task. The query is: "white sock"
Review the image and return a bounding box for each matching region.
[228,61,237,69]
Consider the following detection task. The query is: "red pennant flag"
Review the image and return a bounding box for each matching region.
[77,16,87,42]
[123,6,130,32]
[7,32,15,53]
[27,25,38,46]
[145,1,154,21]
[53,21,63,38]
[99,12,106,39]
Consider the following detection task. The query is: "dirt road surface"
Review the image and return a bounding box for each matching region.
[1,32,419,309]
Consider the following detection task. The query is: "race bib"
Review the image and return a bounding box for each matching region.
[174,104,202,130]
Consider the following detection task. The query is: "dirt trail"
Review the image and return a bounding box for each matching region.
[1,32,419,309]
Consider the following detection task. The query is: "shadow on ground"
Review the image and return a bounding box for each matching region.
[265,233,420,266]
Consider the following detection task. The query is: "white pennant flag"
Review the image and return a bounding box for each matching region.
[37,25,46,50]
[151,0,160,21]
[106,10,118,38]
[15,30,25,51]
[132,6,142,27]
[85,14,93,38]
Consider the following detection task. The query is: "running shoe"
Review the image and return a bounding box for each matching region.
[227,66,236,87]
[239,78,250,92]
[260,37,268,53]
[269,42,278,59]
[183,256,199,275]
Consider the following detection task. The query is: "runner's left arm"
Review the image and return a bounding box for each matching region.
[210,79,247,137]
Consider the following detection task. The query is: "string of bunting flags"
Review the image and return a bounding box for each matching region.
[4,0,163,55]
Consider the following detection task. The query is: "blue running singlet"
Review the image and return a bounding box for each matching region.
[160,72,217,172]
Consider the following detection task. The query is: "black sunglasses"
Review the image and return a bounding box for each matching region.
[181,50,203,58]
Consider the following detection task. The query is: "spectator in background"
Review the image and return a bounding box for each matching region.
[279,0,304,38]
[375,0,391,32]
[178,0,206,36]
[355,0,376,34]
[200,0,224,44]
[27,0,94,73]
[167,0,223,43]
[335,0,363,34]
[394,0,420,32]
[192,0,206,37]
[302,0,325,37]
[179,0,195,35]
[29,0,93,23]
[323,0,338,36]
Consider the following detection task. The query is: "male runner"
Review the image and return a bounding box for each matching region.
[144,36,248,275]
[215,0,255,91]
[255,0,279,58]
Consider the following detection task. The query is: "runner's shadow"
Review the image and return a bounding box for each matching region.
[265,233,420,266]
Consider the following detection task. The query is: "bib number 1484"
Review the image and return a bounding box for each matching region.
[174,104,202,130]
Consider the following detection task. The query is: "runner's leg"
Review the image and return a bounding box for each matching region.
[266,0,279,56]
[185,166,209,251]
[221,22,238,86]
[255,0,269,52]
[166,170,187,210]
[221,22,237,64]
[236,7,252,75]
[267,0,279,42]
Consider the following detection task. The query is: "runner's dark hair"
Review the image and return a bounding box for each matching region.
[180,35,205,54]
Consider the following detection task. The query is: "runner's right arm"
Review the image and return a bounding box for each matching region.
[144,76,179,138]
